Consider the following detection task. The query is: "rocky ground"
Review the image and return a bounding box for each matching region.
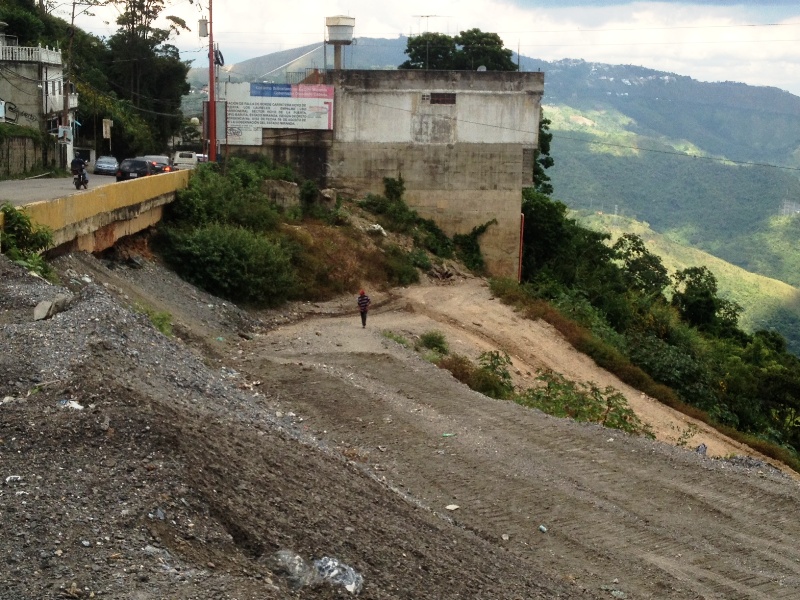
[2,245,800,600]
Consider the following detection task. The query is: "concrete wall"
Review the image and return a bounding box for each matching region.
[326,70,543,279]
[0,136,52,176]
[0,63,42,130]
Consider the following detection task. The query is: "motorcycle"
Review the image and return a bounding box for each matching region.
[72,168,88,190]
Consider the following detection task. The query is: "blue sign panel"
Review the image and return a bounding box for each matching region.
[250,83,293,98]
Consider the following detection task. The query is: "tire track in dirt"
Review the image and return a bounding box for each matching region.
[239,278,800,599]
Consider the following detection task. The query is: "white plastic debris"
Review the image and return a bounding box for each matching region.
[445,504,460,511]
[57,400,84,410]
[538,525,548,533]
[4,475,22,485]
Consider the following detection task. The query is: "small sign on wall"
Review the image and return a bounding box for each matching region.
[58,126,73,144]
[102,119,112,139]
[0,100,4,121]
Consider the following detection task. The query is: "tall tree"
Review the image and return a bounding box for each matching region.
[399,32,457,70]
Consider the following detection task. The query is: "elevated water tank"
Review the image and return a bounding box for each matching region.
[326,16,355,45]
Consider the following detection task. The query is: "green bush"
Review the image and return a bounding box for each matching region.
[157,223,296,306]
[166,158,284,232]
[384,244,420,286]
[0,202,54,279]
[418,330,449,355]
[518,370,653,437]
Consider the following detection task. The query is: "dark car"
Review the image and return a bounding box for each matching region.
[116,157,157,182]
[93,156,118,176]
[143,154,174,173]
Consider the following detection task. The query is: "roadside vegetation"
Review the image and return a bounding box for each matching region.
[491,189,800,472]
[155,156,492,308]
[385,327,653,438]
[0,202,54,279]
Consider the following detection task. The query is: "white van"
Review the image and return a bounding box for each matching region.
[172,151,198,170]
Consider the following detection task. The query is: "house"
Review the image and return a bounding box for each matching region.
[0,24,77,167]
[218,69,544,278]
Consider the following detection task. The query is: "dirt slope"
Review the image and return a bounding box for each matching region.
[3,250,800,600]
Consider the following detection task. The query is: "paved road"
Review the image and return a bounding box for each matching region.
[0,174,117,207]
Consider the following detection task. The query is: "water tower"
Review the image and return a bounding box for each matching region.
[325,16,355,70]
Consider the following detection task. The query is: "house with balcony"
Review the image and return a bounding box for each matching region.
[0,24,77,168]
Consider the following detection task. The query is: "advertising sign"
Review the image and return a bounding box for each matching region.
[102,119,112,139]
[223,82,334,146]
[57,126,73,144]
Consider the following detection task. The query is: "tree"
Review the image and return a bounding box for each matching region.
[399,32,457,70]
[452,29,516,71]
[613,233,669,298]
[671,266,742,335]
[400,28,514,72]
[534,115,554,195]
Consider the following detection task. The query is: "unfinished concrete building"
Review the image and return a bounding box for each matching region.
[220,69,544,278]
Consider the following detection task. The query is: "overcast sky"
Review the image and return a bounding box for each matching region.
[71,0,800,95]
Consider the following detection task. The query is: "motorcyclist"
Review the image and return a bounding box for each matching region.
[70,157,88,185]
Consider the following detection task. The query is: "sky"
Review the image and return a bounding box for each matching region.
[69,0,800,96]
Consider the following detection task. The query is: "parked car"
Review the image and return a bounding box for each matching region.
[116,157,157,181]
[93,155,119,176]
[143,155,174,173]
[172,150,198,170]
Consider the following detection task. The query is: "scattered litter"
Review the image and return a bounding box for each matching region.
[4,475,22,485]
[606,438,614,442]
[57,399,84,410]
[538,525,548,533]
[501,534,510,541]
[270,550,363,594]
[445,504,460,511]
[695,443,707,455]
[442,433,456,438]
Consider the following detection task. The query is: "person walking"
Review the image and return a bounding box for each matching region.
[357,289,371,328]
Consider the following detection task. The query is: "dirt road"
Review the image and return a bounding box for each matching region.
[3,251,800,599]
[240,276,800,599]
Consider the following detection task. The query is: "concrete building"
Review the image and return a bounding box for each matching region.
[0,26,76,165]
[220,69,544,278]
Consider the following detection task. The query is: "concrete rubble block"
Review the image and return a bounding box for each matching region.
[34,293,74,321]
[261,179,300,208]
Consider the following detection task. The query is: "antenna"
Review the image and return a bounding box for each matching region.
[412,15,451,34]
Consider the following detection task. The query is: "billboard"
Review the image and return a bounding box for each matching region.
[223,82,334,146]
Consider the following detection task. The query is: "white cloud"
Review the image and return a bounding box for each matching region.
[74,0,800,94]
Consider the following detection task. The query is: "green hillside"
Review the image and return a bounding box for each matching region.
[577,212,800,354]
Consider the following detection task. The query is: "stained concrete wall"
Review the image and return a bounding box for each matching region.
[0,137,48,176]
[326,70,544,279]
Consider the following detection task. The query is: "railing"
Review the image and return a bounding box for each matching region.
[45,93,79,113]
[0,45,62,66]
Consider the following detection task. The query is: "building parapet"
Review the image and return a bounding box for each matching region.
[0,45,62,66]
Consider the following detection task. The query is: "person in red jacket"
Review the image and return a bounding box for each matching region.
[357,289,371,328]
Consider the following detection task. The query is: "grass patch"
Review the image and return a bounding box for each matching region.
[382,330,411,347]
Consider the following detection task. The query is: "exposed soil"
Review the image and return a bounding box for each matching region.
[2,244,800,600]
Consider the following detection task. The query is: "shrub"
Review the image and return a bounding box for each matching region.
[518,370,654,437]
[418,330,449,355]
[472,351,514,399]
[0,202,54,279]
[437,353,476,385]
[383,244,420,286]
[157,223,296,307]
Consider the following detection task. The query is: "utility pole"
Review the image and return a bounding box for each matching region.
[207,0,216,163]
[60,1,77,166]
